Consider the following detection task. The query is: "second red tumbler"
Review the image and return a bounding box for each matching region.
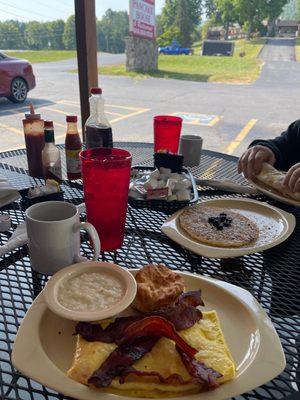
[154,115,183,153]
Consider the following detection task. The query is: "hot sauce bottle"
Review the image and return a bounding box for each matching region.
[65,115,82,180]
[22,103,45,178]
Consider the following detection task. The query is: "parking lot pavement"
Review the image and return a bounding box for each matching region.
[0,90,296,159]
[1,38,300,160]
[0,98,150,151]
[0,96,268,160]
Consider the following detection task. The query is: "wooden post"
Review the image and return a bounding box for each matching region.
[74,0,98,139]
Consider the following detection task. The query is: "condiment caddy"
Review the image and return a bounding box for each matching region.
[129,165,198,213]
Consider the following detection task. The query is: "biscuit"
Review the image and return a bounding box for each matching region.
[133,264,185,313]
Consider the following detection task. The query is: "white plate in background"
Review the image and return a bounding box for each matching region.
[161,198,295,258]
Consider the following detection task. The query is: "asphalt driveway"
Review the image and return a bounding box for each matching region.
[0,39,300,157]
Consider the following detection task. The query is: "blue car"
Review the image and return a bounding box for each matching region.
[158,40,193,55]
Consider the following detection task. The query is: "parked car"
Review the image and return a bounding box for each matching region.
[158,40,193,55]
[0,52,36,103]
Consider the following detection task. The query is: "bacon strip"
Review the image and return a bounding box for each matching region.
[152,301,202,331]
[177,290,205,307]
[75,290,204,342]
[119,367,192,385]
[177,346,222,389]
[75,316,141,343]
[117,316,197,358]
[88,336,158,388]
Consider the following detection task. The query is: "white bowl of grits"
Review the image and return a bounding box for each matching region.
[43,261,137,321]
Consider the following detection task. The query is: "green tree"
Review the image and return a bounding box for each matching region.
[157,26,181,46]
[233,0,266,39]
[188,0,202,25]
[25,21,49,50]
[265,0,288,36]
[48,20,65,49]
[281,0,300,19]
[204,0,218,18]
[0,20,25,49]
[201,19,214,40]
[63,15,76,50]
[97,9,128,53]
[213,0,238,39]
[158,0,202,46]
[159,0,177,31]
[175,0,193,46]
[156,14,164,37]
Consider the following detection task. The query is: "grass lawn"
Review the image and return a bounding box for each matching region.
[233,38,266,58]
[98,38,266,84]
[4,50,77,63]
[295,38,300,61]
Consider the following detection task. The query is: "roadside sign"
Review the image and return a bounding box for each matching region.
[129,0,156,40]
[172,112,220,126]
[202,40,234,57]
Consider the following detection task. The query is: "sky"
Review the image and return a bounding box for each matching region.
[0,0,165,22]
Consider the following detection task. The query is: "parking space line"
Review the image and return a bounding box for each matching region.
[57,100,78,106]
[109,108,150,124]
[0,122,23,136]
[208,116,221,127]
[105,111,124,116]
[58,100,143,113]
[53,121,66,128]
[56,100,124,116]
[224,119,257,155]
[0,102,149,142]
[106,104,144,111]
[43,107,71,116]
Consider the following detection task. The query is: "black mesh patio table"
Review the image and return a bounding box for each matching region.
[0,142,299,400]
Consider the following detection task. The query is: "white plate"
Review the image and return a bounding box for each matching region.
[249,178,300,207]
[161,198,296,258]
[12,270,285,400]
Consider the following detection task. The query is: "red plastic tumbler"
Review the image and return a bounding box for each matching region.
[80,148,132,251]
[154,115,183,153]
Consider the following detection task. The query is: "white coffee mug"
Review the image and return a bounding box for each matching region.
[25,201,100,275]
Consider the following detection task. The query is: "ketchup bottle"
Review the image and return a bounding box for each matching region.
[65,115,82,180]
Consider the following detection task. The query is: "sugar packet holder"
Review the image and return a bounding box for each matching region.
[128,166,198,214]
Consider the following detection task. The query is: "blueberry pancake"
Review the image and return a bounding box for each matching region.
[179,205,259,248]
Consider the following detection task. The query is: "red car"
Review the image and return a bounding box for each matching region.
[0,52,36,103]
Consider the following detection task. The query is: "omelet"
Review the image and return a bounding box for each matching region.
[67,311,236,398]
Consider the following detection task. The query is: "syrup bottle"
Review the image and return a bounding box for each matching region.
[85,87,113,149]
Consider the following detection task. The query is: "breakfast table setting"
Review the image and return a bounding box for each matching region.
[0,80,300,400]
